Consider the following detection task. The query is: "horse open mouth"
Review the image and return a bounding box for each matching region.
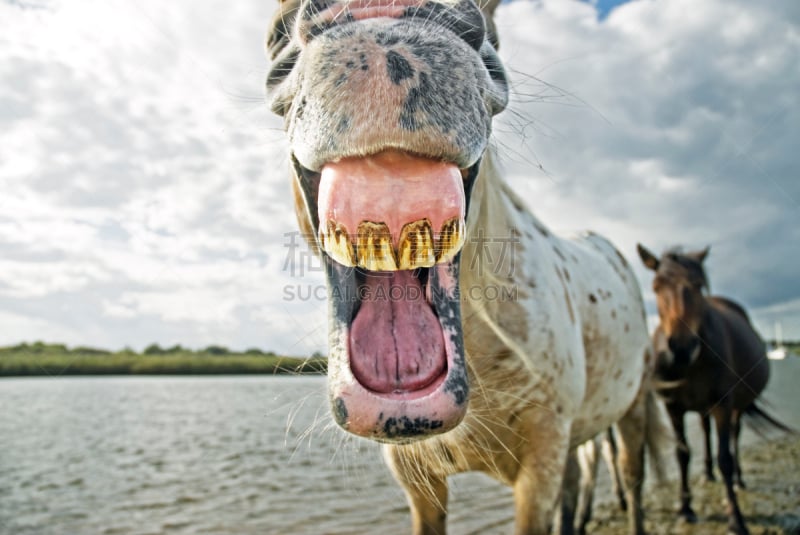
[293,151,472,442]
[272,0,508,442]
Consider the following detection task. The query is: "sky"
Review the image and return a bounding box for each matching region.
[0,0,798,354]
[581,0,630,19]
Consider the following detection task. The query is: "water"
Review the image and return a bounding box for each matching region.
[1,359,798,535]
[0,376,514,534]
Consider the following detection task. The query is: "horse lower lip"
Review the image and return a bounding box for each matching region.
[368,368,448,400]
[324,257,468,441]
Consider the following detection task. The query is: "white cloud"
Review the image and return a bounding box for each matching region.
[0,310,83,347]
[495,0,800,334]
[0,0,797,352]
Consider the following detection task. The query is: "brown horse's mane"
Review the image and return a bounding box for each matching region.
[708,296,752,324]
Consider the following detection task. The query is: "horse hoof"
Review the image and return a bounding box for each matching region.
[678,508,698,524]
[726,525,750,535]
[735,480,747,490]
[704,473,716,483]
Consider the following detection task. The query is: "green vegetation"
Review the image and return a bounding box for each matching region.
[2,339,793,378]
[0,342,326,377]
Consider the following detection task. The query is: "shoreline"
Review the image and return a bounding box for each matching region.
[586,435,800,535]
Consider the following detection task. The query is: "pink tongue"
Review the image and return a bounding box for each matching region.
[349,271,446,393]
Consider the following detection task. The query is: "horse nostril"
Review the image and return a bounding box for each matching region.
[667,336,679,354]
[667,335,701,365]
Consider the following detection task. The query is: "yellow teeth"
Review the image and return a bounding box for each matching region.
[397,219,436,270]
[356,221,398,271]
[318,220,356,267]
[319,217,466,270]
[436,217,465,263]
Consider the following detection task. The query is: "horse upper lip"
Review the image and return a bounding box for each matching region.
[297,0,486,52]
[311,0,425,24]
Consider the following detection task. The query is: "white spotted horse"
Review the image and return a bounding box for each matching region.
[266,1,669,533]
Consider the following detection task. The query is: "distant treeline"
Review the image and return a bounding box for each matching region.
[1,339,794,378]
[0,342,327,377]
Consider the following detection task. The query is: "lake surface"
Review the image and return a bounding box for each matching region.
[2,358,798,535]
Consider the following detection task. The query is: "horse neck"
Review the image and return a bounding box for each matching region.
[696,293,716,331]
[695,299,713,337]
[460,148,551,294]
[464,151,513,244]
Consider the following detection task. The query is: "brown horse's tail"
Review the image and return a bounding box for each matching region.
[644,384,674,483]
[744,401,796,436]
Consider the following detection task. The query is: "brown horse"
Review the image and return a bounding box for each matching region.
[637,244,787,535]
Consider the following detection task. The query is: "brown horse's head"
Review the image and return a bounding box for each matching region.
[266,0,509,442]
[638,244,710,367]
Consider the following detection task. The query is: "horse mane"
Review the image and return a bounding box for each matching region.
[708,296,752,324]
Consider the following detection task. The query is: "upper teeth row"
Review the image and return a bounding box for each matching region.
[319,217,465,270]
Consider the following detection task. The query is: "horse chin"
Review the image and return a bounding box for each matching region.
[324,257,469,443]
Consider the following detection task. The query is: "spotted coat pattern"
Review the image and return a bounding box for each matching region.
[266,1,663,533]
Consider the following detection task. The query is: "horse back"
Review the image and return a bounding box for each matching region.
[708,295,752,323]
[707,299,770,407]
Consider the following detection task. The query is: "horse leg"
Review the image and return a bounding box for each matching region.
[615,394,648,535]
[513,419,571,535]
[700,413,715,482]
[668,407,697,523]
[556,449,582,535]
[383,446,448,535]
[731,409,746,489]
[711,406,749,535]
[575,436,601,535]
[602,427,628,512]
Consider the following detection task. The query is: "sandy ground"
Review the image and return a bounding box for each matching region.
[584,436,800,535]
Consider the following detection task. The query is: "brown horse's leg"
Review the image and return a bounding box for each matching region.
[616,396,648,535]
[384,446,448,535]
[700,413,715,482]
[731,410,746,489]
[667,407,697,523]
[712,406,750,535]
